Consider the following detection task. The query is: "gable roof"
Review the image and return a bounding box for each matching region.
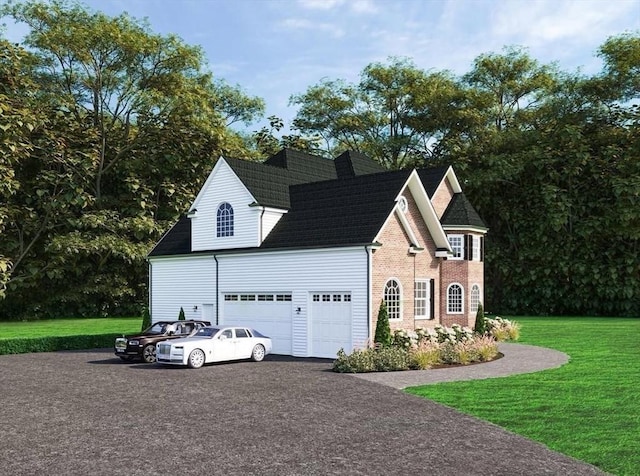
[149,149,482,257]
[148,216,191,257]
[441,192,488,231]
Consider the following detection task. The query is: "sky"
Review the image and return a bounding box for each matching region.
[3,0,639,132]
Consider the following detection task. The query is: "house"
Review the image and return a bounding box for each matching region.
[148,149,487,358]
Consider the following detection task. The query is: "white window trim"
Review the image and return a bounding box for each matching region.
[447,283,464,314]
[448,234,464,260]
[414,279,431,320]
[473,236,481,262]
[470,284,481,313]
[384,278,403,321]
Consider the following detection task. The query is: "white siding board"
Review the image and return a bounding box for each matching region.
[261,209,285,241]
[149,256,216,323]
[191,160,259,251]
[217,247,368,357]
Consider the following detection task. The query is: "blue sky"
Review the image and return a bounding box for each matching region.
[3,0,639,132]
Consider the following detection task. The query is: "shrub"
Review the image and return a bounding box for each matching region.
[486,317,520,341]
[473,302,486,335]
[0,334,121,355]
[333,346,410,373]
[141,307,152,332]
[178,307,186,321]
[374,301,391,347]
[409,340,441,370]
[472,335,499,361]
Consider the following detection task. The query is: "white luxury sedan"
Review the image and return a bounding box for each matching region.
[155,326,272,368]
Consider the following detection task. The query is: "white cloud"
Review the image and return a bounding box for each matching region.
[279,17,345,37]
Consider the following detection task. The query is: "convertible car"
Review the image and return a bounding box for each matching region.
[114,320,211,363]
[156,326,273,368]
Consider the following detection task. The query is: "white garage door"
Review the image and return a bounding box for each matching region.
[221,293,292,355]
[310,293,352,359]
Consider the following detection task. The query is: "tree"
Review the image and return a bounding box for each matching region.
[374,301,391,347]
[178,307,185,321]
[473,302,486,335]
[291,57,459,168]
[0,1,263,319]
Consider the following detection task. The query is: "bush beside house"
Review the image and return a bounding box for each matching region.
[333,318,519,373]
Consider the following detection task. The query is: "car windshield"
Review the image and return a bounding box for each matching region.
[194,327,220,338]
[145,323,169,335]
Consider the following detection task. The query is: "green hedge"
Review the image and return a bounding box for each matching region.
[0,334,119,355]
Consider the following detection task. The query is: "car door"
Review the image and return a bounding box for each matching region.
[234,328,254,359]
[213,328,235,361]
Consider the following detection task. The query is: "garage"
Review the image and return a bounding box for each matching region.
[221,293,292,354]
[310,292,352,359]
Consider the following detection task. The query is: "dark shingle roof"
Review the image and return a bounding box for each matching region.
[417,166,450,197]
[334,150,386,178]
[149,149,471,257]
[261,170,412,249]
[441,193,487,229]
[148,216,191,257]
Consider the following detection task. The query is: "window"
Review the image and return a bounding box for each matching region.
[235,328,249,338]
[217,202,234,237]
[333,294,342,302]
[344,294,351,302]
[398,196,408,213]
[448,234,464,259]
[240,294,255,301]
[258,294,274,301]
[276,294,292,302]
[384,279,402,320]
[470,285,481,313]
[224,294,238,301]
[447,283,464,314]
[322,294,330,302]
[312,294,320,302]
[414,280,431,319]
[473,236,481,261]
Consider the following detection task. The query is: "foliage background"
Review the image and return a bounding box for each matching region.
[0,1,638,319]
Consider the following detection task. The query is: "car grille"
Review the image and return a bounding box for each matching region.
[158,344,171,355]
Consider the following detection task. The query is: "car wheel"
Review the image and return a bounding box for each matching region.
[251,344,265,362]
[142,344,156,363]
[188,349,205,369]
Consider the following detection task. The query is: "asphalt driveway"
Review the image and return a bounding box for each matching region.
[0,350,606,475]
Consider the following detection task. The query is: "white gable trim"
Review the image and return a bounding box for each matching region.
[437,166,462,194]
[374,170,452,254]
[394,206,421,248]
[189,157,256,213]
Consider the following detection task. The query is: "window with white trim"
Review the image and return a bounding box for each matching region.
[473,236,481,261]
[470,284,481,313]
[414,280,430,319]
[217,202,234,237]
[384,279,402,320]
[448,234,464,260]
[447,283,464,314]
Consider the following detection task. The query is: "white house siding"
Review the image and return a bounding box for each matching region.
[191,160,260,251]
[149,255,216,323]
[261,209,285,241]
[217,247,368,357]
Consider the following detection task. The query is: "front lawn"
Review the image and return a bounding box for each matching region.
[0,317,141,339]
[406,317,640,476]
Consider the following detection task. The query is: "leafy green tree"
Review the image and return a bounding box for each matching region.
[291,57,459,168]
[374,301,391,347]
[0,1,263,319]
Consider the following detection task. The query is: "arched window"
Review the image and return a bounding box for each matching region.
[217,202,234,237]
[470,284,481,313]
[384,279,402,320]
[447,283,464,314]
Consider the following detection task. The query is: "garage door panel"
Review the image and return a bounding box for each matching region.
[310,293,352,359]
[222,293,292,355]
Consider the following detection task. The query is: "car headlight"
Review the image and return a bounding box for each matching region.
[129,340,139,346]
[174,346,184,355]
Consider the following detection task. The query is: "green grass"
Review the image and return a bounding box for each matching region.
[0,317,142,339]
[406,317,640,475]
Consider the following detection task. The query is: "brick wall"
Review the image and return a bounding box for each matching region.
[371,192,441,337]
